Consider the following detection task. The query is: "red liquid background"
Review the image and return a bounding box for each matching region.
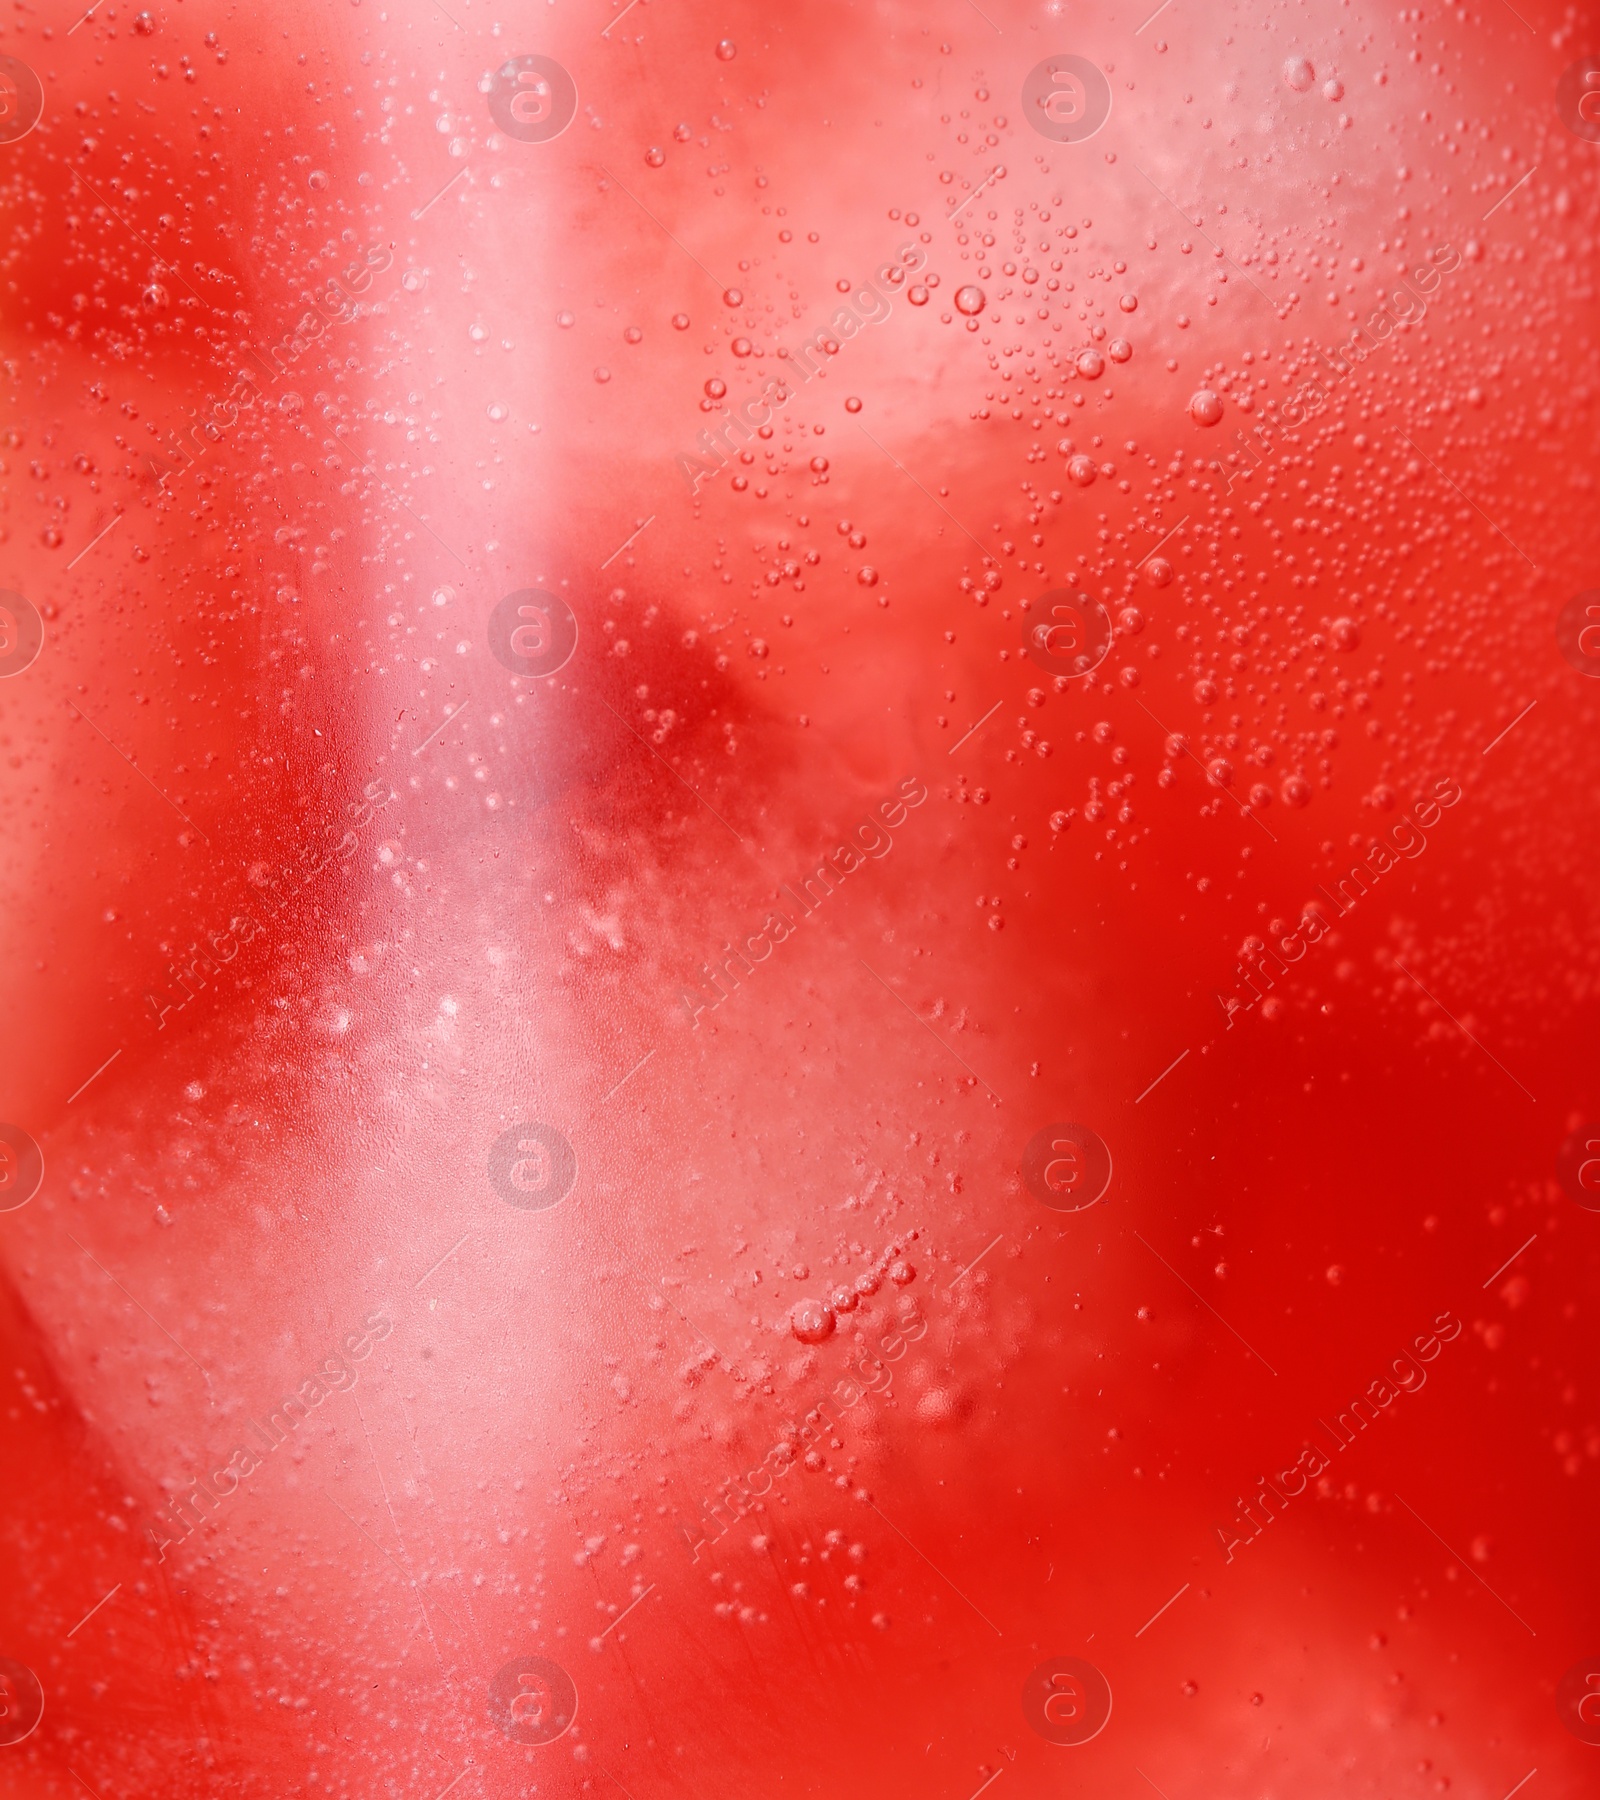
[0,2,1597,1796]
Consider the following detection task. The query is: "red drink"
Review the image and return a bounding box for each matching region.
[1,4,1597,1795]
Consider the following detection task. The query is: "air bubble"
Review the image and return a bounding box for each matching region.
[791,1299,834,1343]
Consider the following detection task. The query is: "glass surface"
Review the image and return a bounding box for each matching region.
[1,4,1597,1796]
